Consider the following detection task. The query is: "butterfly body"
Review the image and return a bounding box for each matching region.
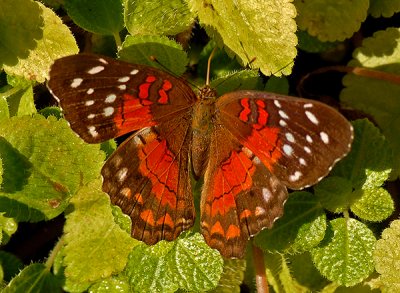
[48,54,353,258]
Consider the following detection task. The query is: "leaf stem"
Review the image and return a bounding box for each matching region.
[114,32,122,49]
[45,237,64,271]
[252,242,269,293]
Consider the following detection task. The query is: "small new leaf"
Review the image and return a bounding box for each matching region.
[374,220,400,292]
[311,218,376,286]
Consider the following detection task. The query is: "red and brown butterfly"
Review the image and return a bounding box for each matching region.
[47,54,353,258]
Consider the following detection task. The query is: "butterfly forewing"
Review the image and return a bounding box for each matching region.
[217,90,354,190]
[47,54,196,143]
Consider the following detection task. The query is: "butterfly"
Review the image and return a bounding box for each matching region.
[47,53,353,258]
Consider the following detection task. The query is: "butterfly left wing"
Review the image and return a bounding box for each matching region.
[200,126,288,258]
[48,54,196,143]
[102,113,195,244]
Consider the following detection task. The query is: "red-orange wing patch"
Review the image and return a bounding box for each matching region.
[102,113,194,244]
[200,127,288,258]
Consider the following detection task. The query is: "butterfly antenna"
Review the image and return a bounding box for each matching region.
[206,47,217,86]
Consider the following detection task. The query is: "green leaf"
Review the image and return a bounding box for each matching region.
[264,252,308,293]
[125,232,223,293]
[2,2,78,83]
[0,0,43,67]
[187,0,297,76]
[38,106,63,119]
[341,28,400,177]
[119,35,188,76]
[295,0,369,42]
[264,77,289,95]
[311,218,376,286]
[297,30,339,53]
[63,181,137,290]
[3,263,62,293]
[374,220,400,292]
[111,205,132,234]
[6,85,36,117]
[210,70,264,96]
[369,0,400,18]
[124,0,195,36]
[0,96,9,122]
[350,188,394,222]
[255,191,326,254]
[331,119,392,189]
[0,213,17,245]
[64,0,124,36]
[209,259,246,293]
[89,275,130,293]
[0,251,23,282]
[314,176,354,213]
[100,139,117,159]
[289,252,329,292]
[0,115,104,221]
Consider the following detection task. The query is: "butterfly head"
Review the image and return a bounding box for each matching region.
[198,85,218,101]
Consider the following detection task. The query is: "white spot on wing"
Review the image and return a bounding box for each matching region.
[320,131,329,144]
[279,110,289,119]
[118,84,126,90]
[117,167,128,182]
[87,114,95,119]
[70,78,83,88]
[279,120,287,127]
[105,94,117,103]
[274,100,281,108]
[299,158,306,165]
[285,132,295,143]
[306,135,313,143]
[88,126,98,137]
[304,103,313,108]
[87,66,105,74]
[304,146,311,154]
[283,144,293,156]
[262,187,272,202]
[87,88,94,95]
[289,171,302,182]
[99,58,108,64]
[255,206,266,217]
[305,111,319,125]
[130,69,139,75]
[85,100,95,106]
[103,106,114,117]
[118,76,130,82]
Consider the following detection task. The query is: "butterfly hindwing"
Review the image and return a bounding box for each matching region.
[216,90,354,190]
[102,114,195,244]
[48,54,196,143]
[200,126,288,258]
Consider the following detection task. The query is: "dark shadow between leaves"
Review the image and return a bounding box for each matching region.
[0,136,32,193]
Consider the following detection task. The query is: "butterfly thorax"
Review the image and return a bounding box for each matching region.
[191,86,218,178]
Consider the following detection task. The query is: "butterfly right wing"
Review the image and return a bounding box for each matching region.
[102,112,195,244]
[48,54,196,143]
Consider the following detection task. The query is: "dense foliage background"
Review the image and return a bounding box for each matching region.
[0,0,399,292]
